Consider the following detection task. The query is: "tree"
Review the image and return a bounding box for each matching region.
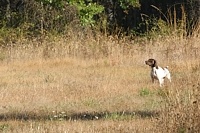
[0,0,199,35]
[185,0,200,35]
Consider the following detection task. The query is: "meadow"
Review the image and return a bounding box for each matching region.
[0,31,199,132]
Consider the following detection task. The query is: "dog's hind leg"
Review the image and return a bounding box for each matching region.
[166,73,171,82]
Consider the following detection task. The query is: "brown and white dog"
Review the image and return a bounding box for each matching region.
[145,59,171,87]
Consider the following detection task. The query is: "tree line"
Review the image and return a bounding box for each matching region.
[0,0,199,36]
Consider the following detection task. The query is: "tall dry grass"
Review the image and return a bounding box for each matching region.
[0,30,199,132]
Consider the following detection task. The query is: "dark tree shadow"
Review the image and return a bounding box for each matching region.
[0,110,159,121]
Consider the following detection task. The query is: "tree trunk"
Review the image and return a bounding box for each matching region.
[5,0,11,26]
[186,0,200,35]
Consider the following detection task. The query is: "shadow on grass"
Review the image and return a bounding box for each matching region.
[0,110,159,121]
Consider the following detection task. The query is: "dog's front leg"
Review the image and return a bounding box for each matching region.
[158,78,164,87]
[151,76,155,83]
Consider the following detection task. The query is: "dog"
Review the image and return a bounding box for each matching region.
[145,59,171,87]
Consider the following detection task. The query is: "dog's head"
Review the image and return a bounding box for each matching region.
[145,59,158,69]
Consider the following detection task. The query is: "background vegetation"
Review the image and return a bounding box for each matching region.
[0,0,199,133]
[0,0,199,36]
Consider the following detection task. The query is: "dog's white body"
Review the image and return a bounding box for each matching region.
[145,59,171,87]
[151,66,171,87]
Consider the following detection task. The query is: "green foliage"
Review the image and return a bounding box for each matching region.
[0,124,9,132]
[0,28,19,46]
[149,18,171,36]
[36,0,65,8]
[104,112,136,120]
[137,16,172,38]
[36,0,104,27]
[0,0,194,37]
[139,88,152,96]
[70,0,104,26]
[119,0,140,9]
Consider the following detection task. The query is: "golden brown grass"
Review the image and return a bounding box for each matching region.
[0,32,199,132]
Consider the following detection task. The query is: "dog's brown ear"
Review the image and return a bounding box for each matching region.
[154,60,159,69]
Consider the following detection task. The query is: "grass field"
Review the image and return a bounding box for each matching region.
[0,34,199,132]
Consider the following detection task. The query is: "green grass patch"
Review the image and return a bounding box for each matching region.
[139,88,153,97]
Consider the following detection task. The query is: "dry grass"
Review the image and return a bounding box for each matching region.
[0,32,199,132]
[0,119,154,133]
